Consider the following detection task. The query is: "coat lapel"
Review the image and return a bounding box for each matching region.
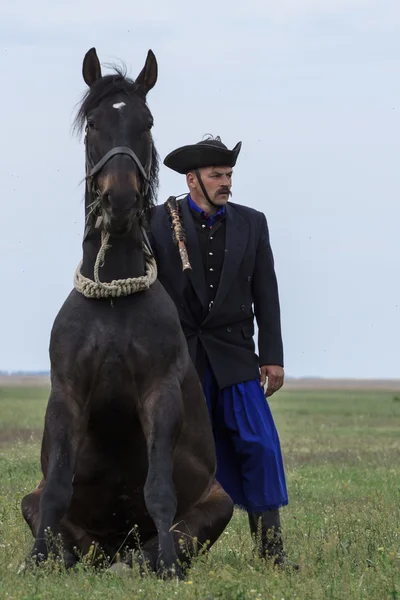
[180,197,208,309]
[203,204,249,323]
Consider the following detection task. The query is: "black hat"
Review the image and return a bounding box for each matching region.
[163,136,242,174]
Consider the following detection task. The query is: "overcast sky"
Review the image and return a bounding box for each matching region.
[0,0,399,378]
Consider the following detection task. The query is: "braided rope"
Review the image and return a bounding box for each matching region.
[74,230,157,299]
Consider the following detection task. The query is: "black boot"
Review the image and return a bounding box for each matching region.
[248,510,299,570]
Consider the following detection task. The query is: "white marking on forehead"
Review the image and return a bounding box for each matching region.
[113,102,126,110]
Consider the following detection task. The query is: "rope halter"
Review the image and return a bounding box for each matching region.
[74,229,157,299]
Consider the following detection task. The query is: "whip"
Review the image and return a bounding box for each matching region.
[165,196,192,271]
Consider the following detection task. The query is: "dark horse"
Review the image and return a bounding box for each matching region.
[21,48,233,577]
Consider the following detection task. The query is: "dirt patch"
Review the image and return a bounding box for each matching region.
[0,428,43,447]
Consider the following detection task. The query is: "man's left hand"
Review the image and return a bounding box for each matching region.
[260,365,284,397]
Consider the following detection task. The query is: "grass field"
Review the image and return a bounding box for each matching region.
[0,384,399,599]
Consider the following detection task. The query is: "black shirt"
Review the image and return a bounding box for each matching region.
[188,206,226,312]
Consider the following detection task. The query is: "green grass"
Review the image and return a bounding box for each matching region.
[0,385,399,599]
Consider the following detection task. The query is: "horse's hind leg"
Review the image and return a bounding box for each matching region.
[21,480,44,537]
[21,483,81,568]
[29,391,77,564]
[173,481,233,562]
[141,481,233,570]
[140,379,183,576]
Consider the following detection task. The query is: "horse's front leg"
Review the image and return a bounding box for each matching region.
[30,389,77,564]
[140,378,183,577]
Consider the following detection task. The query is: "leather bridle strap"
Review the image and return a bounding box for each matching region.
[194,169,218,209]
[87,146,150,184]
[83,143,152,244]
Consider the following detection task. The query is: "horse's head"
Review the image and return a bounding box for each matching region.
[77,48,158,237]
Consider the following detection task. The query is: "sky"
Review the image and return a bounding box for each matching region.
[0,0,399,378]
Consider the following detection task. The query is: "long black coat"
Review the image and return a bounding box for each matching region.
[149,196,284,389]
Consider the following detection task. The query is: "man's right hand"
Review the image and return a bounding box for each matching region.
[260,365,284,397]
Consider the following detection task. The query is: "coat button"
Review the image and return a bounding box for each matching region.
[247,276,251,282]
[226,327,232,332]
[240,305,246,311]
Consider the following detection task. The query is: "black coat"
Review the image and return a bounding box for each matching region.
[148,196,284,389]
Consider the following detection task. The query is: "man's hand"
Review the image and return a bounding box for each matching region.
[260,365,284,397]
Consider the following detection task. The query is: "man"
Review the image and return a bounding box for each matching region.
[149,135,297,568]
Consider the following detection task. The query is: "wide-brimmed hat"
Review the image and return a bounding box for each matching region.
[163,136,242,174]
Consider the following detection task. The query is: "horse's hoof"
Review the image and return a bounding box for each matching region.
[29,540,49,566]
[30,551,47,566]
[63,552,78,570]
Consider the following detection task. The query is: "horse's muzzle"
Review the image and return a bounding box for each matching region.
[102,206,136,236]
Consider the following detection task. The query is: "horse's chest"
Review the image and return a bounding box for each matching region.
[90,339,147,387]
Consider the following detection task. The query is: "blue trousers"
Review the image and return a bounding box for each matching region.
[203,365,288,513]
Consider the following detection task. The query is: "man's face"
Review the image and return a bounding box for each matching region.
[188,165,233,206]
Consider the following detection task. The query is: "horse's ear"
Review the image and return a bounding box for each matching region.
[135,50,158,97]
[82,47,102,87]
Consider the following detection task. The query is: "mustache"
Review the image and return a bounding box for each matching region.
[217,188,232,197]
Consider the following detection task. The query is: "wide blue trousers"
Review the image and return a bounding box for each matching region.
[203,365,288,512]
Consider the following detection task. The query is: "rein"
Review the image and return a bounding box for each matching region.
[74,131,157,299]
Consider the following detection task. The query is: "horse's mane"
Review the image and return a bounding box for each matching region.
[73,65,159,220]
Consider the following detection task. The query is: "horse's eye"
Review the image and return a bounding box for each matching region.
[87,119,95,129]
